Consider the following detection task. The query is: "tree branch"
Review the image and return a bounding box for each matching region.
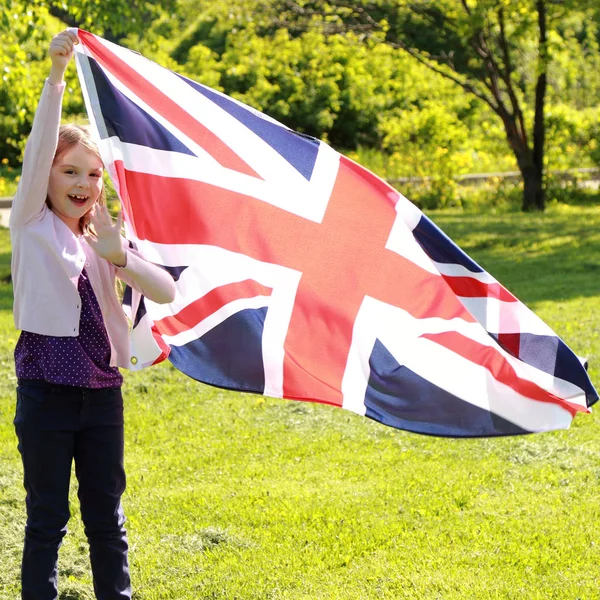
[459,12,530,153]
[47,5,81,28]
[497,7,528,148]
[460,0,472,17]
[382,36,498,112]
[533,0,548,176]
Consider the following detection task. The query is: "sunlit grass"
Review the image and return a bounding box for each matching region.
[1,206,599,599]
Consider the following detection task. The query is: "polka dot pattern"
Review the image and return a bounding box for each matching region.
[15,268,123,388]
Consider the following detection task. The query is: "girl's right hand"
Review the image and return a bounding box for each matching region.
[48,30,79,82]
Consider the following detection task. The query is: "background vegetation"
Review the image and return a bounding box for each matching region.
[0,0,599,209]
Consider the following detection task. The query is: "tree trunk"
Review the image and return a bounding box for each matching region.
[521,163,545,211]
[498,113,545,212]
[500,1,547,212]
[524,0,548,212]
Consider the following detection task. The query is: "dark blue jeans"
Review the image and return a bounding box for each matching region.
[14,380,131,600]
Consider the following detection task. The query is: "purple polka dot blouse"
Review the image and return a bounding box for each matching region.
[15,268,123,388]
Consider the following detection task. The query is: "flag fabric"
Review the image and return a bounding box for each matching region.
[73,30,597,438]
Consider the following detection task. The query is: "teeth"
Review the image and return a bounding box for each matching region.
[70,194,88,200]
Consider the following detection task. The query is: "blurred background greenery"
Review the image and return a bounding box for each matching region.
[0,0,599,211]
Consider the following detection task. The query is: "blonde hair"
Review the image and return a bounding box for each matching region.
[47,124,106,233]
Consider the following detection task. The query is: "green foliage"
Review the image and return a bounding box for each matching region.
[0,2,54,164]
[376,102,473,208]
[590,127,600,167]
[0,165,21,198]
[548,8,600,109]
[217,29,396,146]
[37,0,174,39]
[545,104,600,170]
[261,0,600,210]
[1,0,599,211]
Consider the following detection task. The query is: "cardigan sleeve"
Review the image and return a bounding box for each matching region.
[114,241,177,305]
[9,80,65,229]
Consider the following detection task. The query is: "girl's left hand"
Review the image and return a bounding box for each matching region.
[84,204,128,267]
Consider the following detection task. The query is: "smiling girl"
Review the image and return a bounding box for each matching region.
[9,30,176,599]
[46,125,105,234]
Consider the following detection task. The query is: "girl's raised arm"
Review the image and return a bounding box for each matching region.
[9,30,79,228]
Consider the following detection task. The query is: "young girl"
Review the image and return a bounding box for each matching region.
[10,30,176,599]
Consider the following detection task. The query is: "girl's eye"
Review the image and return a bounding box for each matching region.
[65,170,75,174]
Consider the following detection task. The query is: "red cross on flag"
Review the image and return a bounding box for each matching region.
[73,30,597,437]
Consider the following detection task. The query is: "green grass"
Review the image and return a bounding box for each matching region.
[1,206,600,599]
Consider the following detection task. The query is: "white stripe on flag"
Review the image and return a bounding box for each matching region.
[342,296,581,431]
[98,139,340,224]
[434,262,497,281]
[458,295,557,336]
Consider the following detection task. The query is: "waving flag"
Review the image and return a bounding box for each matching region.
[73,30,597,437]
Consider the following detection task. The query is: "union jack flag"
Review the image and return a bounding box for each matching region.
[73,30,597,437]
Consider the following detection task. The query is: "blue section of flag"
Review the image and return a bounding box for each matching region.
[413,214,484,273]
[168,308,267,393]
[122,285,132,310]
[554,339,597,405]
[177,74,319,181]
[160,265,188,282]
[508,332,559,374]
[88,58,195,155]
[364,339,529,437]
[123,265,188,329]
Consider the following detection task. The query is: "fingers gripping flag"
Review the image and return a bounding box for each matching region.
[73,30,597,438]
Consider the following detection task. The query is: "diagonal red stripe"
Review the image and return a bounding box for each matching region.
[442,275,517,302]
[78,30,260,179]
[421,331,588,416]
[154,280,273,337]
[150,325,171,365]
[497,332,521,357]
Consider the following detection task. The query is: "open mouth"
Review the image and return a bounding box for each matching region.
[68,194,90,206]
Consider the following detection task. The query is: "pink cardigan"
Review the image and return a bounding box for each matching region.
[10,80,176,369]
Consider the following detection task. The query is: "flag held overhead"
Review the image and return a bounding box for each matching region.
[73,30,597,438]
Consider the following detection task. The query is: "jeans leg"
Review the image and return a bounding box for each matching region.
[14,383,76,600]
[75,387,131,600]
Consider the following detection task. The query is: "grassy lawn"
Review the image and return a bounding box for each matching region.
[1,205,599,599]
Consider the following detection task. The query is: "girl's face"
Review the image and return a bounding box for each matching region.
[47,144,104,234]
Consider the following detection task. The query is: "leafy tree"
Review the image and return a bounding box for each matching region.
[0,2,55,164]
[4,0,597,210]
[39,0,175,41]
[216,28,412,147]
[129,4,486,154]
[263,0,600,211]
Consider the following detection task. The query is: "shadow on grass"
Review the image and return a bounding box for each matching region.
[59,590,91,600]
[0,283,13,311]
[0,250,11,279]
[433,207,600,304]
